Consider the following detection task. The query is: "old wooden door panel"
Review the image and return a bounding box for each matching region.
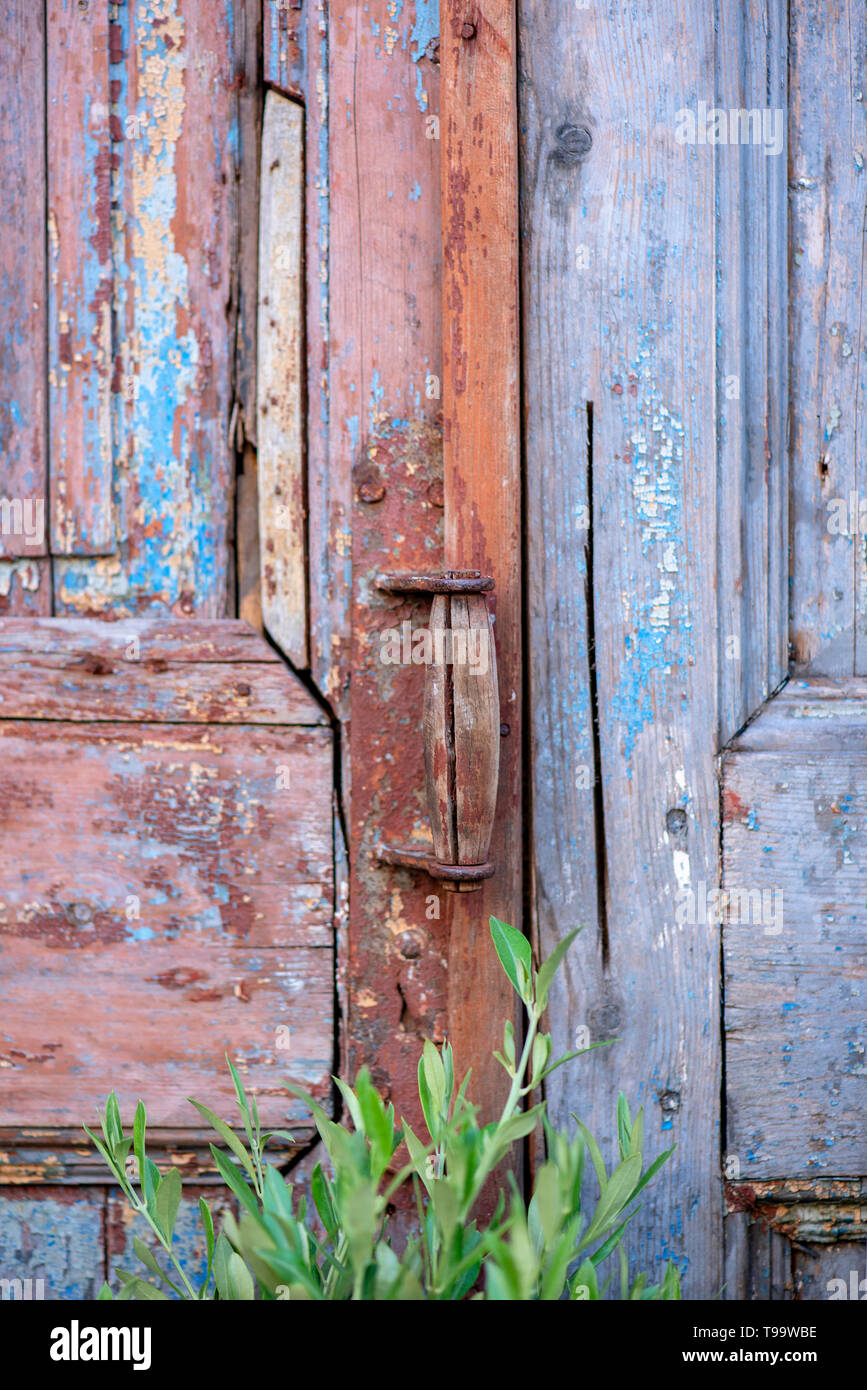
[0,620,333,1151]
[725,715,867,1179]
[718,0,867,1297]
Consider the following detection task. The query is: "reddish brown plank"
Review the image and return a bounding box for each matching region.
[0,3,48,562]
[0,940,333,1129]
[0,657,327,724]
[0,719,333,945]
[46,0,113,556]
[334,2,447,1134]
[0,617,279,662]
[441,0,521,1123]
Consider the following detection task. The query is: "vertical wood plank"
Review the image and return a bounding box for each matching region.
[305,0,349,713]
[236,442,264,631]
[716,0,789,739]
[441,0,521,1125]
[0,2,48,562]
[234,0,262,450]
[335,0,447,1137]
[519,0,600,1174]
[53,0,238,617]
[790,0,867,674]
[47,0,114,556]
[258,91,307,666]
[521,0,722,1294]
[264,0,304,99]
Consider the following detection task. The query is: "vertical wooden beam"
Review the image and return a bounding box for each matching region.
[0,3,52,614]
[716,0,789,739]
[47,0,114,556]
[521,0,723,1295]
[335,0,446,1137]
[441,1,521,1121]
[789,0,867,674]
[258,91,307,666]
[0,2,48,562]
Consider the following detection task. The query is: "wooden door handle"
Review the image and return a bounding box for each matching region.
[375,571,500,892]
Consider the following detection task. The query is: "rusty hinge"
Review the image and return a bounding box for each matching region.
[374,570,499,892]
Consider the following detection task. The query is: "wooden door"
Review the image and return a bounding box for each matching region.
[522,0,865,1300]
[0,2,334,1294]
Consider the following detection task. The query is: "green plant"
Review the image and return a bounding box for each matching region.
[86,918,680,1301]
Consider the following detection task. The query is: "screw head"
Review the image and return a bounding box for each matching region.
[461,21,476,39]
[426,478,444,508]
[358,474,385,503]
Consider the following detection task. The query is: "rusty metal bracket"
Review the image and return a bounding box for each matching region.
[375,570,500,892]
[376,569,494,595]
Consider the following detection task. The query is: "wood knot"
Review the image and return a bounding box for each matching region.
[553,122,593,164]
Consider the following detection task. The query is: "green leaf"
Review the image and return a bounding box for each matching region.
[97,1282,114,1301]
[311,1163,338,1242]
[132,1100,146,1188]
[188,1099,258,1184]
[155,1167,182,1244]
[227,1251,256,1301]
[334,1078,364,1133]
[535,927,582,1011]
[489,917,533,1001]
[578,1153,643,1252]
[210,1145,260,1216]
[104,1093,124,1148]
[356,1068,395,1177]
[575,1117,608,1191]
[199,1197,215,1295]
[143,1158,161,1215]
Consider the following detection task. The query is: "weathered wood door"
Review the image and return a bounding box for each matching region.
[0,1,334,1293]
[523,0,866,1299]
[4,0,864,1305]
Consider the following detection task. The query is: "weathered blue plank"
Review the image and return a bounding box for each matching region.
[0,1190,104,1298]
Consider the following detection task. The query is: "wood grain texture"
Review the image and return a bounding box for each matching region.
[46,0,114,557]
[264,0,304,99]
[334,0,448,1138]
[0,3,48,561]
[716,0,788,740]
[732,675,867,751]
[300,0,345,714]
[1,939,332,1129]
[520,0,722,1293]
[53,0,238,616]
[258,91,308,667]
[234,0,262,450]
[0,1189,104,1297]
[0,713,334,1137]
[424,594,457,865]
[789,0,867,675]
[451,594,499,865]
[724,744,867,1179]
[0,658,325,724]
[236,443,265,632]
[441,0,521,1126]
[0,617,280,662]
